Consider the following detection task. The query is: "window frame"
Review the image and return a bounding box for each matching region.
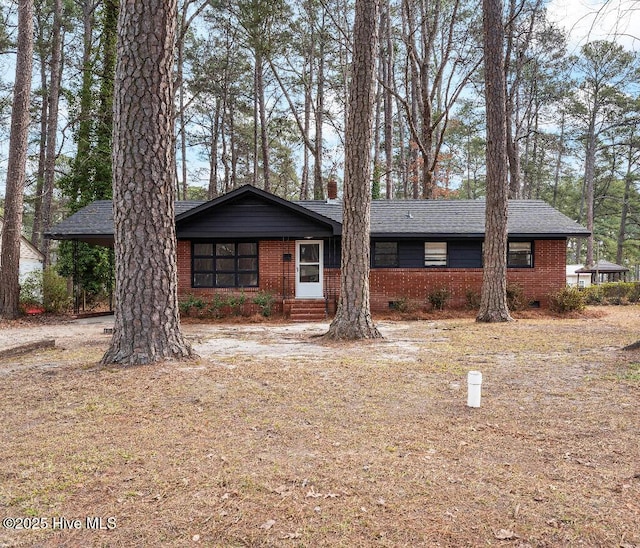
[424,241,448,267]
[372,241,399,268]
[192,241,259,288]
[507,241,533,268]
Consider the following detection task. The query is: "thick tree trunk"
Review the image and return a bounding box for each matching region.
[101,0,192,365]
[0,0,34,320]
[324,0,381,340]
[477,0,513,323]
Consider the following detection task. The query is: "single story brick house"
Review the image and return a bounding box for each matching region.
[48,184,589,317]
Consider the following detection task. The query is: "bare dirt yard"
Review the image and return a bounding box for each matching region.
[0,307,639,547]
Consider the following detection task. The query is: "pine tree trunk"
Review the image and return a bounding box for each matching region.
[256,52,270,193]
[101,0,192,365]
[95,0,117,199]
[31,0,58,250]
[382,0,393,199]
[40,0,64,267]
[324,0,381,341]
[477,0,513,323]
[584,118,597,267]
[0,0,34,320]
[313,39,325,200]
[617,143,634,265]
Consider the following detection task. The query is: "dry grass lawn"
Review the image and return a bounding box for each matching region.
[0,307,639,547]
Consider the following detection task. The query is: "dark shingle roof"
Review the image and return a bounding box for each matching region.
[47,186,589,244]
[298,199,590,238]
[576,260,629,273]
[46,201,204,245]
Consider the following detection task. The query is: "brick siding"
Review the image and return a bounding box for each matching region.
[177,239,567,313]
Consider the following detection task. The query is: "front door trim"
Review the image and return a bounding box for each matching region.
[295,240,324,298]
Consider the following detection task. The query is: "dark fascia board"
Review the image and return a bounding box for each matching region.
[58,235,115,247]
[175,184,343,235]
[178,228,335,239]
[371,232,486,239]
[370,233,582,239]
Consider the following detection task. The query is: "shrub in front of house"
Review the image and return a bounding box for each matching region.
[388,296,414,313]
[506,283,527,311]
[549,286,586,313]
[180,292,271,319]
[226,292,247,316]
[252,291,276,317]
[179,294,205,315]
[428,288,451,311]
[465,289,481,310]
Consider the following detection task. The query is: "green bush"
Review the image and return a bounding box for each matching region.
[179,294,205,315]
[252,291,275,317]
[582,285,603,305]
[549,286,585,313]
[42,267,71,313]
[20,271,43,308]
[428,288,450,311]
[582,282,640,306]
[226,292,247,316]
[207,294,227,318]
[629,283,640,303]
[601,282,628,305]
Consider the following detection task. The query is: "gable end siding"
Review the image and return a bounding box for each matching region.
[177,197,334,239]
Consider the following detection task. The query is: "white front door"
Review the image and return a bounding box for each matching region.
[295,240,323,298]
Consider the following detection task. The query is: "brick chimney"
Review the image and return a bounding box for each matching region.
[327,179,338,200]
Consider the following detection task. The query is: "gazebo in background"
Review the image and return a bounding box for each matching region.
[575,260,630,285]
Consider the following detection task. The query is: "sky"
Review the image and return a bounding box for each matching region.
[546,0,640,53]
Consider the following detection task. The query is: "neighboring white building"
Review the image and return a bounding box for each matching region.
[0,218,45,282]
[566,264,591,288]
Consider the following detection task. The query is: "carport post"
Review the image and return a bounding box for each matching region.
[73,239,79,315]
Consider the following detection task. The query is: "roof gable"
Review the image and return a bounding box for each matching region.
[175,185,342,238]
[0,218,45,260]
